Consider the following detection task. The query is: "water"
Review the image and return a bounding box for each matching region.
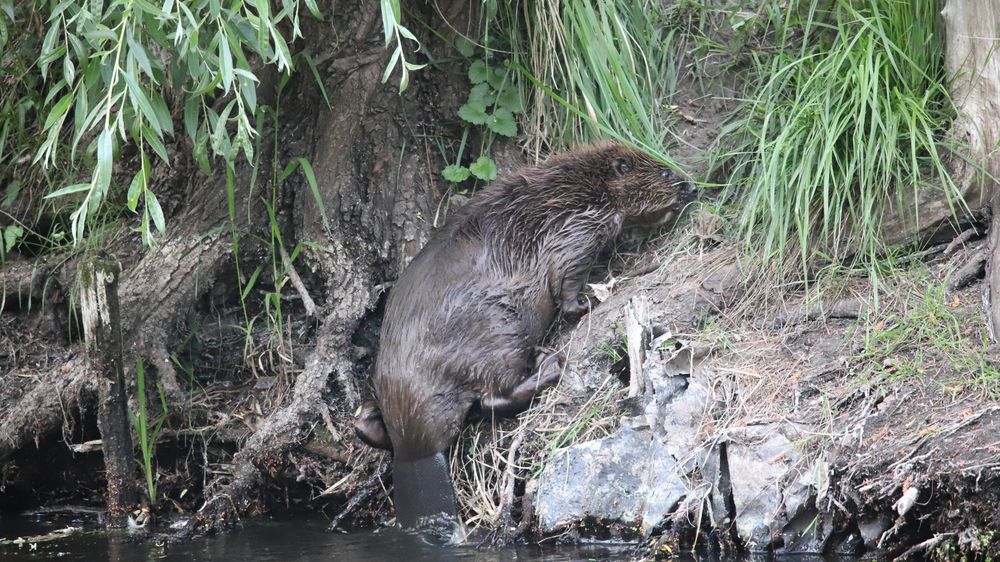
[0,512,639,561]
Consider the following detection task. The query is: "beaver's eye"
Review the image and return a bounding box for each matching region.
[612,158,631,176]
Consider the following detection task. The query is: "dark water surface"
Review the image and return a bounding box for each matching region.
[1,511,861,561]
[0,512,640,561]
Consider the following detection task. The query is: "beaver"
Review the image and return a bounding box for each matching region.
[355,141,696,528]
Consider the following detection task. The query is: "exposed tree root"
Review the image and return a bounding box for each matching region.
[0,358,93,462]
[327,457,390,531]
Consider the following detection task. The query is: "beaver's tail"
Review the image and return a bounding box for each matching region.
[392,452,458,528]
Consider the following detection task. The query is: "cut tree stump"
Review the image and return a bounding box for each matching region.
[79,256,137,527]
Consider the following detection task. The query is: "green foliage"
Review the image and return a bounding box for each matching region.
[4,0,312,248]
[378,0,426,93]
[442,45,523,186]
[129,357,168,504]
[503,0,680,164]
[712,0,963,269]
[229,74,312,371]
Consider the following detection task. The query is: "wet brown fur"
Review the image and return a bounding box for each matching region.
[364,141,694,462]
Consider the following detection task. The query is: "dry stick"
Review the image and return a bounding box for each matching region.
[948,249,987,292]
[944,226,982,255]
[279,245,317,317]
[78,256,137,527]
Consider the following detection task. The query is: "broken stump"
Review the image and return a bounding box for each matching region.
[78,256,137,527]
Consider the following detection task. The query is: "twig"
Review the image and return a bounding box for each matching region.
[898,532,954,559]
[947,249,986,292]
[487,429,526,545]
[279,245,317,317]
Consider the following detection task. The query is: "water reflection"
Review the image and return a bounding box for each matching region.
[1,513,635,562]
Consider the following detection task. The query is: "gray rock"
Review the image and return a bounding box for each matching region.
[534,426,687,537]
[857,513,892,549]
[701,424,825,552]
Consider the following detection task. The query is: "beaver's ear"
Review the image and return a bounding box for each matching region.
[612,158,632,177]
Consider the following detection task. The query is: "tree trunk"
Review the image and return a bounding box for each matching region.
[1,0,474,531]
[942,0,1000,340]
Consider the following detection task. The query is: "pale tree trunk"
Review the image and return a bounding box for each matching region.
[942,0,1000,340]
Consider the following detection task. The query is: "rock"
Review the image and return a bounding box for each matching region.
[534,426,687,537]
[701,424,829,552]
[857,513,892,549]
[639,339,711,467]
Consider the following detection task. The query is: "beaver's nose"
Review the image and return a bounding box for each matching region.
[677,177,698,202]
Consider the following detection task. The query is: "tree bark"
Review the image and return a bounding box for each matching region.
[1,0,474,530]
[941,0,1000,340]
[78,256,137,527]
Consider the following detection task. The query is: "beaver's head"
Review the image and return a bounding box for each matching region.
[558,142,696,225]
[595,143,697,226]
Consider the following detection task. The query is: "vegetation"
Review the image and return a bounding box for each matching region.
[1,0,995,552]
[0,0,312,249]
[854,266,1000,399]
[485,0,681,165]
[129,357,168,504]
[713,0,962,271]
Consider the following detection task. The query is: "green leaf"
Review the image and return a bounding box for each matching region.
[442,164,471,183]
[183,97,200,142]
[43,182,91,199]
[468,60,489,84]
[218,32,233,93]
[94,129,113,198]
[487,67,507,91]
[39,20,61,80]
[142,124,169,162]
[487,108,517,137]
[127,153,150,211]
[63,53,75,85]
[382,46,401,84]
[3,224,23,252]
[300,52,331,109]
[304,0,323,19]
[468,83,492,107]
[3,180,21,208]
[123,71,161,136]
[497,87,523,113]
[457,99,488,125]
[126,30,154,79]
[469,156,497,181]
[43,92,73,131]
[379,0,394,46]
[241,265,263,300]
[455,36,475,58]
[144,190,165,234]
[150,90,174,136]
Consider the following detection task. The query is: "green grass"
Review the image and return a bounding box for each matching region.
[713,0,963,271]
[854,268,1000,399]
[129,357,168,504]
[496,0,681,166]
